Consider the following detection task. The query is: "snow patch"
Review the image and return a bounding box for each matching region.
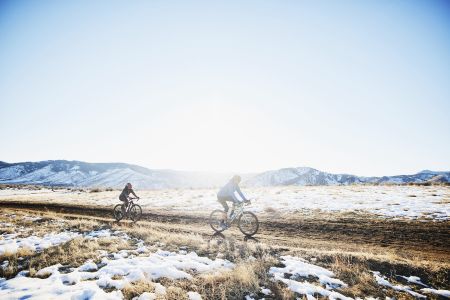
[0,231,81,256]
[420,288,450,298]
[187,291,202,300]
[0,248,233,299]
[270,256,350,299]
[373,271,426,298]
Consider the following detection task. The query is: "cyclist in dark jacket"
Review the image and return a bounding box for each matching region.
[119,183,139,210]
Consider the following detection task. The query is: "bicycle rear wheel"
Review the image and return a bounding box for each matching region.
[130,204,142,222]
[113,204,124,221]
[238,212,259,236]
[209,209,227,233]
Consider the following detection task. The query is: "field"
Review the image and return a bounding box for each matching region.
[0,185,449,299]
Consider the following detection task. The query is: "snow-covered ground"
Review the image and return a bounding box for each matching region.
[267,256,450,300]
[0,249,233,299]
[269,255,352,300]
[373,271,450,299]
[0,231,80,256]
[0,227,233,300]
[1,215,449,300]
[1,185,448,220]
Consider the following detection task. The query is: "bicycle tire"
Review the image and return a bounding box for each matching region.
[238,211,259,236]
[113,204,124,221]
[209,209,227,233]
[130,204,142,222]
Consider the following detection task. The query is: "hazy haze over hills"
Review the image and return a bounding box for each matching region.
[0,160,448,189]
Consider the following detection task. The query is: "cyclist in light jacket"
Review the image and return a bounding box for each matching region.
[217,175,248,228]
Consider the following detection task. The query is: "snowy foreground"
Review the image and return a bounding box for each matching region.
[1,185,449,220]
[0,227,232,300]
[1,219,449,300]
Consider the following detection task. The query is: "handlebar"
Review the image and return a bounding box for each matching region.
[241,200,252,206]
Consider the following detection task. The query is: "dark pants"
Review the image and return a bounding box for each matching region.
[218,196,234,213]
[119,195,129,208]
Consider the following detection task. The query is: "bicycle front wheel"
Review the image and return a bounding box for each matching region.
[238,212,259,236]
[209,209,227,233]
[130,204,142,222]
[113,204,124,221]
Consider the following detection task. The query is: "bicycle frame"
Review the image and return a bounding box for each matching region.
[229,201,248,223]
[124,198,137,214]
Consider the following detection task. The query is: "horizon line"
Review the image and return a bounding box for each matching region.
[1,158,448,178]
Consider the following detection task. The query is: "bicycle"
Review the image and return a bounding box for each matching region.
[113,197,142,222]
[209,200,259,236]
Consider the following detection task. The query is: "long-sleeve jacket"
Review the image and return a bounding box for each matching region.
[119,186,137,200]
[217,180,247,202]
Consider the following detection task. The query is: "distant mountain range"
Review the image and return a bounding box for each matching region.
[245,167,450,186]
[0,160,448,189]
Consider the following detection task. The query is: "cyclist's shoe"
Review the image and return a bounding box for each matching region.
[219,220,229,230]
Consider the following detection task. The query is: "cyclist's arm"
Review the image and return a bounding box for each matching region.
[235,185,248,202]
[130,189,139,198]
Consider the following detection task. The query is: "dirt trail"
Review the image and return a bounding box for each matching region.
[1,201,449,263]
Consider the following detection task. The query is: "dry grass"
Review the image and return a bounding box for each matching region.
[327,254,381,298]
[0,208,132,279]
[122,280,155,299]
[286,249,450,298]
[28,237,130,277]
[1,206,449,299]
[115,224,207,254]
[65,217,101,232]
[158,258,279,300]
[264,206,277,213]
[164,286,190,299]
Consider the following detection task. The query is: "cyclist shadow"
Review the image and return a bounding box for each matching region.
[208,231,260,244]
[207,232,261,259]
[208,231,226,244]
[112,219,138,227]
[243,235,259,243]
[212,231,226,239]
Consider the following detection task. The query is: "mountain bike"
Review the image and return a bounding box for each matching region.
[113,197,142,222]
[209,200,259,236]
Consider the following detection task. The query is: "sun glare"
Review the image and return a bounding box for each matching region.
[141,101,289,172]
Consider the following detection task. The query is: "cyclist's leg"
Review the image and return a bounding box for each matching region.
[230,201,237,219]
[125,198,130,212]
[217,197,230,227]
[120,196,128,213]
[218,197,229,215]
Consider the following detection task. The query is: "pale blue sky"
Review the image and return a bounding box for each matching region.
[0,0,449,176]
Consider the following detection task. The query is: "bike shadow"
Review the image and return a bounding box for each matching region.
[208,231,260,243]
[207,232,261,258]
[112,219,138,227]
[243,235,259,243]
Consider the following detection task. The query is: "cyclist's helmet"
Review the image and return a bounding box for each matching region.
[126,183,132,189]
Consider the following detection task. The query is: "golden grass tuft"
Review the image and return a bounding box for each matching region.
[27,237,131,278]
[264,207,277,213]
[164,286,189,299]
[116,224,207,254]
[122,280,155,299]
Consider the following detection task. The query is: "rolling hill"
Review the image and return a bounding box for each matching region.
[0,160,448,189]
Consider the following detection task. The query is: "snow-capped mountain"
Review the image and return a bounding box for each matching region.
[0,160,234,189]
[0,160,448,188]
[243,167,363,186]
[243,167,450,186]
